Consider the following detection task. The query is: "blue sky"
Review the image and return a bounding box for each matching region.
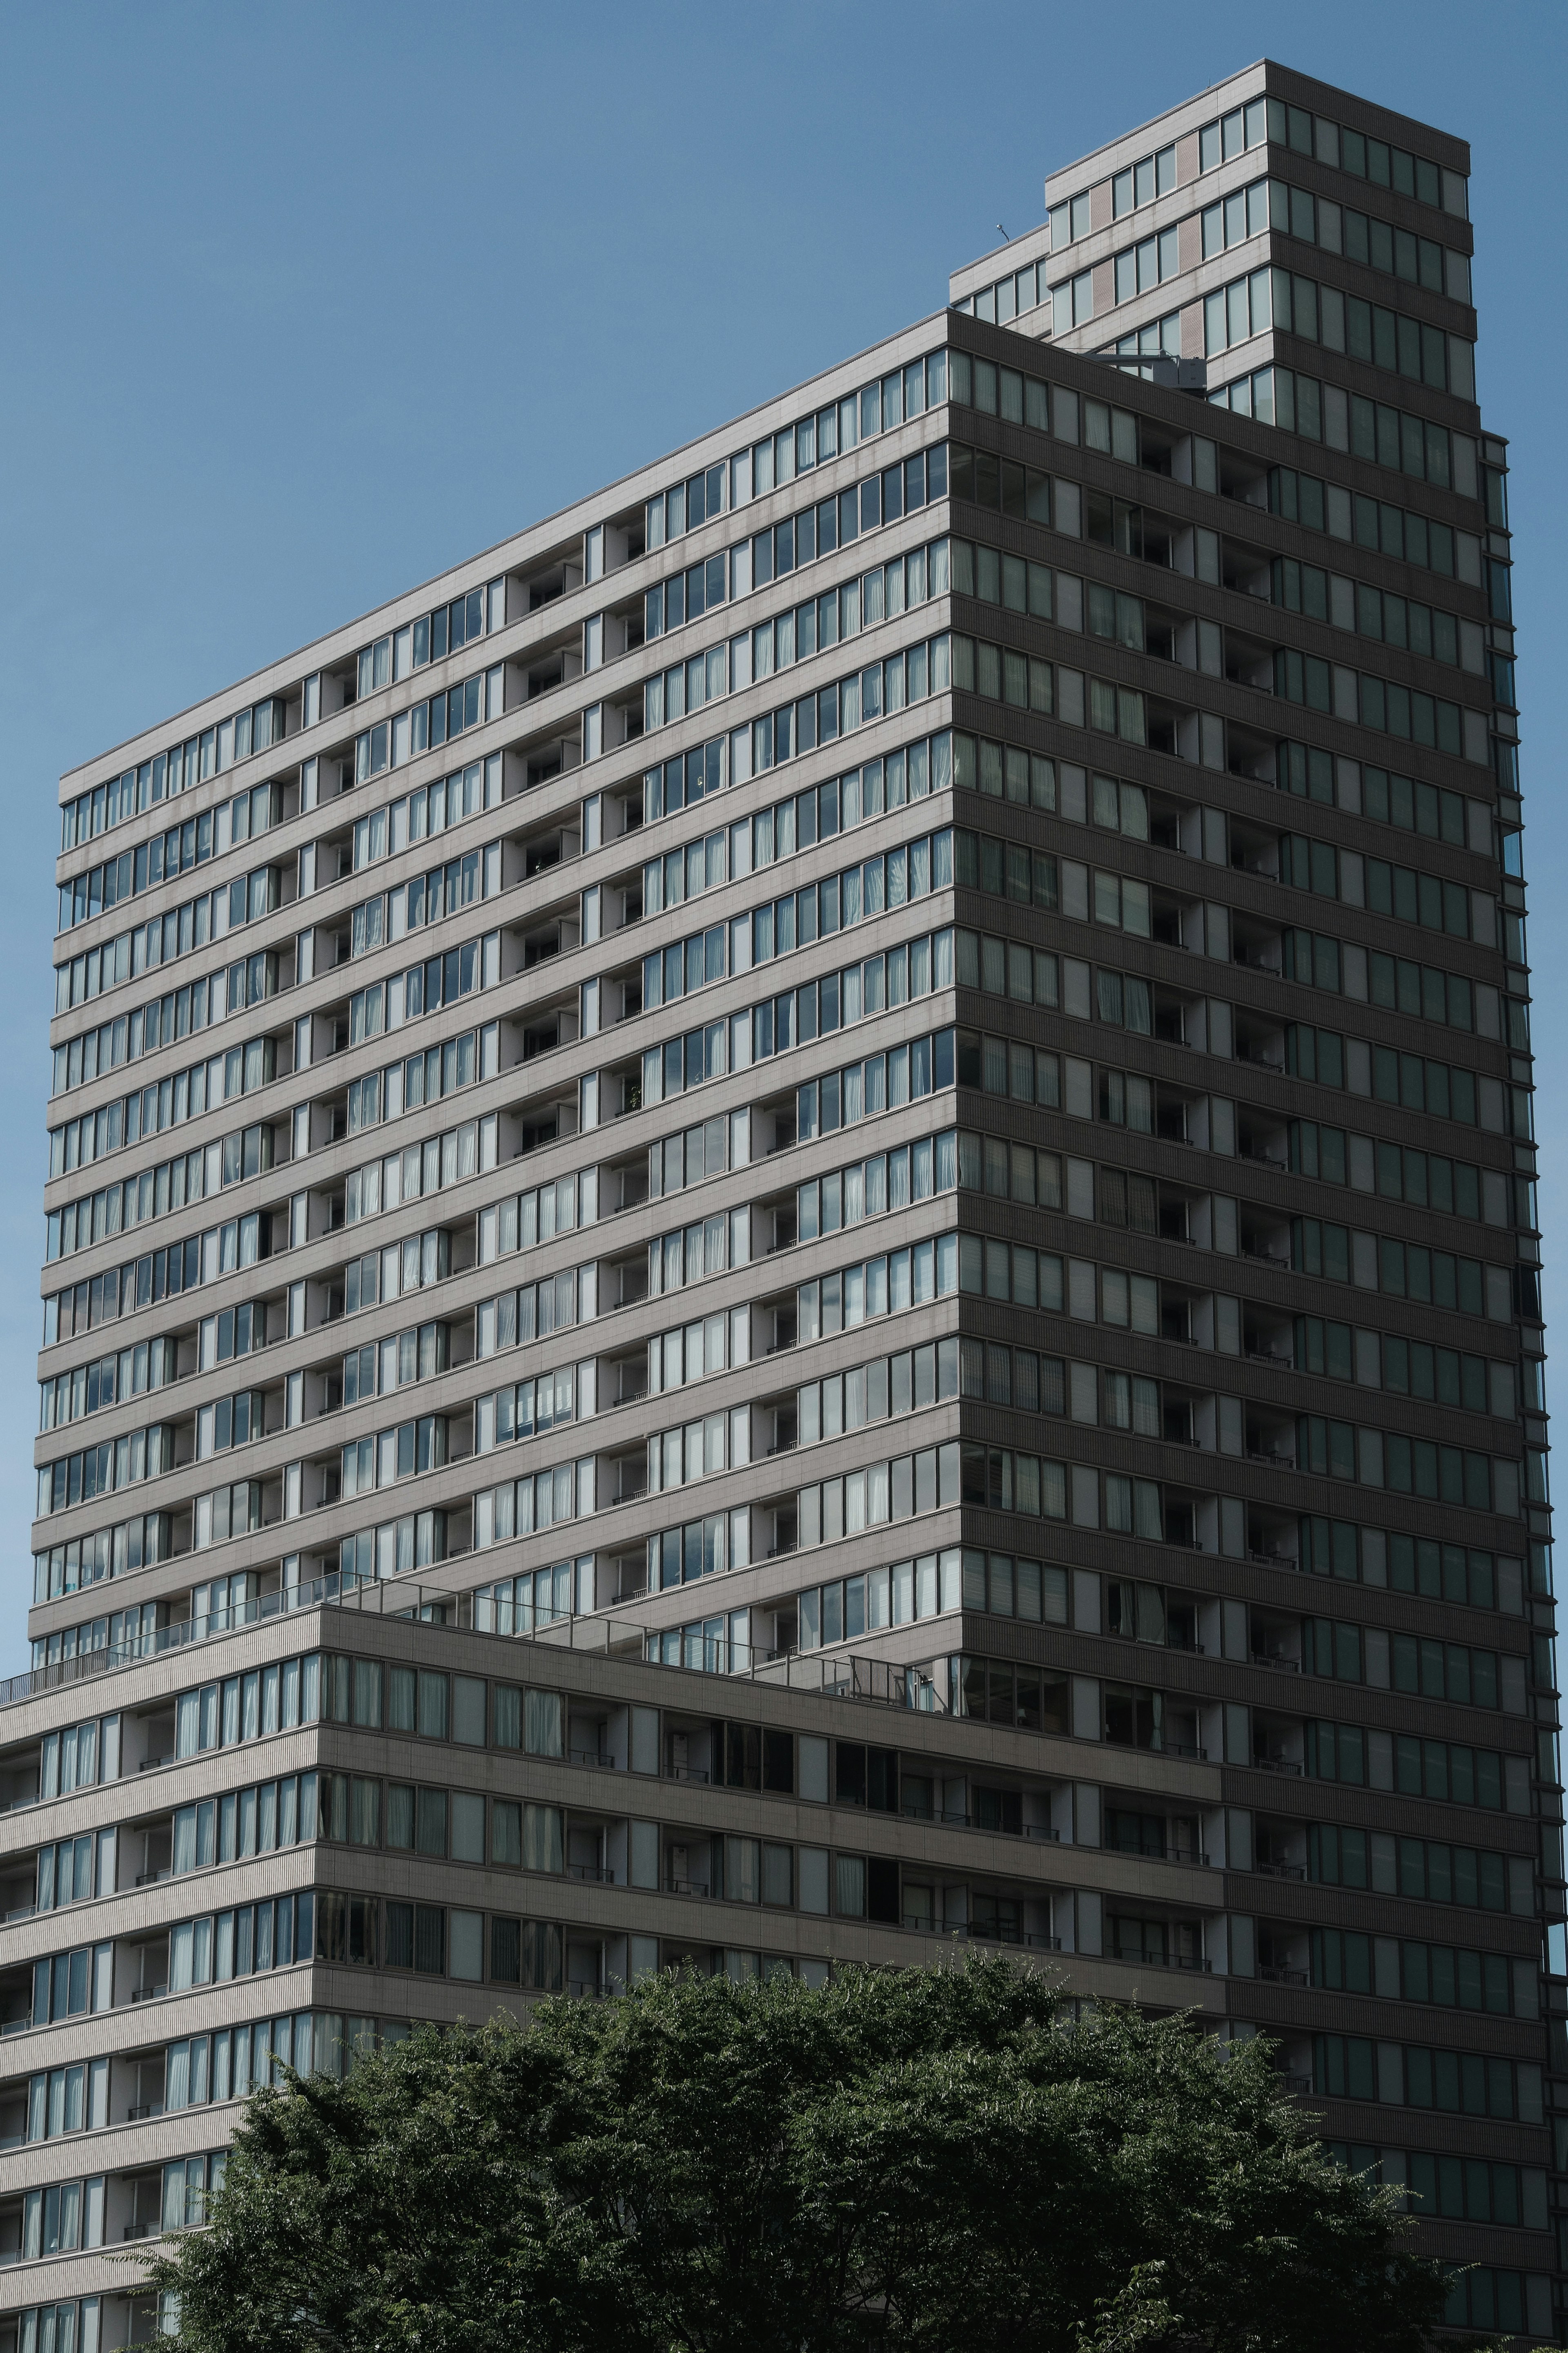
[0,1,1562,1673]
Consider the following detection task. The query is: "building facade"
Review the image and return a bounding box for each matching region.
[0,54,1559,2350]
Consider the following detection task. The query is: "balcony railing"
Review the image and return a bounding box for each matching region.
[5,1572,958,1732]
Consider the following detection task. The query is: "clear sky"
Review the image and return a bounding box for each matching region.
[0,0,1562,1675]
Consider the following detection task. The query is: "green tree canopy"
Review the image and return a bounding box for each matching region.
[147,1956,1448,2353]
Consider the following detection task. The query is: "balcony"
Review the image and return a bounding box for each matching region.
[901,1918,1060,1952]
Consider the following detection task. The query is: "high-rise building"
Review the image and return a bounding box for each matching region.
[0,54,1556,2351]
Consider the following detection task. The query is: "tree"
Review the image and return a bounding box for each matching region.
[146,1956,1448,2353]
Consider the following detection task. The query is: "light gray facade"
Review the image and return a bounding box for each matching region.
[2,56,1559,2351]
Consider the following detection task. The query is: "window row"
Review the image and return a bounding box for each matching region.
[169,1651,316,1757]
[340,1315,449,1414]
[166,1891,311,1992]
[1262,94,1466,217]
[13,2172,109,2262]
[347,929,492,1055]
[39,1332,176,1436]
[1323,2139,1545,2236]
[1283,926,1501,1043]
[37,1421,175,1520]
[797,1545,1059,1652]
[644,1511,751,1596]
[54,856,283,1027]
[795,1331,960,1449]
[1211,364,1479,510]
[947,335,1477,513]
[470,1453,593,1549]
[1440,2269,1549,2344]
[646,444,947,643]
[1271,558,1480,675]
[1268,176,1468,298]
[475,1263,588,1357]
[642,569,950,741]
[1204,263,1474,403]
[958,931,1156,1028]
[353,584,499,701]
[955,252,1051,330]
[957,747,1149,850]
[58,723,256,857]
[646,350,948,548]
[339,1406,451,1500]
[1294,1316,1514,1420]
[472,1554,595,1636]
[1111,220,1181,306]
[951,634,1147,745]
[960,1129,1157,1232]
[24,2056,109,2143]
[1303,1721,1529,1813]
[353,661,503,783]
[52,946,285,1106]
[1294,1216,1510,1320]
[955,1028,1174,1136]
[1267,465,1481,585]
[34,1829,115,1914]
[795,1438,960,1548]
[1283,809,1489,935]
[643,1400,751,1498]
[348,845,492,969]
[646,1204,751,1300]
[60,742,283,884]
[642,734,950,908]
[1299,1614,1526,1713]
[475,1364,590,1454]
[171,1772,314,1873]
[478,1164,595,1263]
[1275,650,1476,759]
[1293,1411,1517,1517]
[949,365,1149,494]
[1290,1118,1508,1234]
[32,1511,173,1604]
[314,1775,566,1873]
[1307,1823,1530,1915]
[57,786,285,932]
[1050,134,1180,249]
[1311,2039,1537,2136]
[1289,1023,1520,1146]
[342,1019,493,1146]
[642,825,951,1012]
[1297,1520,1527,1615]
[342,1113,493,1234]
[48,1021,281,1178]
[45,1119,272,1267]
[956,1228,1157,1330]
[314,1653,563,1757]
[648,975,955,1120]
[349,760,500,883]
[795,1126,953,1249]
[958,1112,1513,1334]
[947,438,1056,533]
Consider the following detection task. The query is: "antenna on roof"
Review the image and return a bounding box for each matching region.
[996,222,1011,240]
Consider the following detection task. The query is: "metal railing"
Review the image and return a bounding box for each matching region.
[901,1918,1060,1952]
[0,1573,354,1710]
[3,1570,958,1726]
